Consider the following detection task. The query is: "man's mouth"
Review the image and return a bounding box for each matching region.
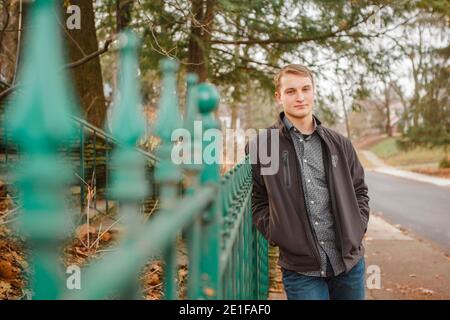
[294,104,307,108]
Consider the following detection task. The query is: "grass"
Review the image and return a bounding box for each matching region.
[370,137,399,159]
[370,137,448,167]
[356,150,374,170]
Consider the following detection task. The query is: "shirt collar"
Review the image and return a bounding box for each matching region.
[282,113,317,135]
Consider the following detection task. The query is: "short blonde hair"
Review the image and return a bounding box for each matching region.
[274,64,315,92]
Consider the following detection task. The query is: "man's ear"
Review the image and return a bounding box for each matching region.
[274,90,281,104]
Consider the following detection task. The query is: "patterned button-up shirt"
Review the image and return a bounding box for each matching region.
[282,115,346,277]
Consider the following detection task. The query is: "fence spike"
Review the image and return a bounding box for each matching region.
[4,0,78,299]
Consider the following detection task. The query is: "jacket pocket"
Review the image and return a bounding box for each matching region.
[282,150,291,188]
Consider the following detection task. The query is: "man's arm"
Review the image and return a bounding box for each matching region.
[251,161,271,239]
[246,141,271,240]
[346,140,370,233]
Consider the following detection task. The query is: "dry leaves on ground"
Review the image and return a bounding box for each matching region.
[0,186,28,300]
[0,238,28,300]
[412,168,450,179]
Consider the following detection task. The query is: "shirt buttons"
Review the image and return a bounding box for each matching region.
[307,179,311,183]
[320,241,324,245]
[310,200,314,204]
[314,222,319,225]
[303,159,307,163]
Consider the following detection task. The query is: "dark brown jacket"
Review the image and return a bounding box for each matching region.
[249,113,370,273]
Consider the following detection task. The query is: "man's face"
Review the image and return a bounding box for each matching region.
[275,73,314,120]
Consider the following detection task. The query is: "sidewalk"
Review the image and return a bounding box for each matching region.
[268,214,450,300]
[361,150,450,187]
[364,214,450,299]
[361,148,450,299]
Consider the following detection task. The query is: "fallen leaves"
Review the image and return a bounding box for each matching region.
[0,190,28,300]
[388,283,437,298]
[75,222,115,246]
[64,226,117,267]
[100,231,112,242]
[268,246,284,296]
[0,260,19,279]
[140,258,190,300]
[141,261,164,300]
[0,195,14,213]
[417,288,435,296]
[66,216,119,267]
[0,281,13,300]
[0,238,28,300]
[75,224,96,242]
[412,168,450,179]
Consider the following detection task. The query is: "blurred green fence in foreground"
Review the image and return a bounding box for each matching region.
[2,0,268,300]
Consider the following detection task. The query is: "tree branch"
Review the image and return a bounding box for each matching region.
[209,6,384,46]
[0,39,114,101]
[0,83,17,100]
[65,38,113,69]
[211,46,279,70]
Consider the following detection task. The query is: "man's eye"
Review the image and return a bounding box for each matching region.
[286,90,294,94]
[303,88,310,92]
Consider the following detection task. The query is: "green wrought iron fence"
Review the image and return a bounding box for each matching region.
[1,102,161,216]
[1,0,268,300]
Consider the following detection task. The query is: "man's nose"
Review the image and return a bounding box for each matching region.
[296,92,305,101]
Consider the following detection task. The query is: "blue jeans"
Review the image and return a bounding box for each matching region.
[282,257,366,300]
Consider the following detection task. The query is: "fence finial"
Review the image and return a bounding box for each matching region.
[4,0,78,299]
[155,59,182,184]
[111,30,145,146]
[197,83,220,184]
[109,30,149,201]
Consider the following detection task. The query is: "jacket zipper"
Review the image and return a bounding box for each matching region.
[284,137,321,269]
[282,150,291,187]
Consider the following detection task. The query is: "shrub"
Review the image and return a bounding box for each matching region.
[439,156,450,169]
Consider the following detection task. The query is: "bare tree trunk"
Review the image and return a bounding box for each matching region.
[338,84,351,138]
[0,0,20,87]
[116,0,133,33]
[391,83,410,134]
[64,0,106,128]
[112,0,133,108]
[384,85,393,137]
[0,0,32,107]
[230,101,238,129]
[187,0,216,82]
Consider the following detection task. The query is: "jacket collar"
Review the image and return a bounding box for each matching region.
[276,111,323,137]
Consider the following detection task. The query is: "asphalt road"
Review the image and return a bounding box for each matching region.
[366,171,450,254]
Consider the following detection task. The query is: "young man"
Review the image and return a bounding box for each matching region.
[249,64,370,300]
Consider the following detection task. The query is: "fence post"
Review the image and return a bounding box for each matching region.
[154,59,183,299]
[196,83,222,299]
[4,0,78,299]
[183,73,203,299]
[109,30,149,298]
